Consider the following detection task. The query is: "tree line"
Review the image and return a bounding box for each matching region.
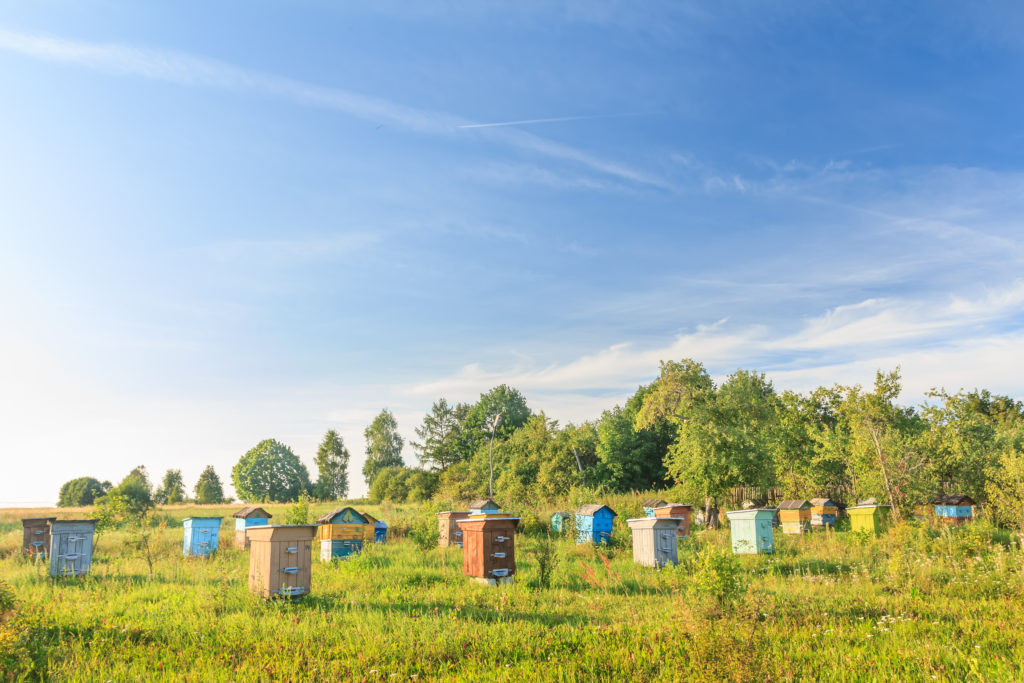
[54,357,1024,538]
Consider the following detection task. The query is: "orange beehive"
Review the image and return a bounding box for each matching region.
[652,504,693,538]
[458,516,520,585]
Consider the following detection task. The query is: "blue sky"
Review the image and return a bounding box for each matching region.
[2,2,1024,503]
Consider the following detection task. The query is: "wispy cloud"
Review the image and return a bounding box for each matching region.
[458,115,612,129]
[0,28,665,189]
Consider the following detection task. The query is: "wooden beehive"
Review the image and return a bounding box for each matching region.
[933,494,975,524]
[247,525,317,599]
[575,504,617,544]
[374,519,388,543]
[776,500,811,534]
[468,498,502,517]
[642,498,668,517]
[21,517,56,559]
[48,520,97,577]
[626,517,681,567]
[847,498,891,534]
[315,507,369,561]
[550,512,571,533]
[361,512,379,544]
[726,509,775,554]
[652,504,693,538]
[458,516,520,584]
[183,517,223,557]
[438,510,470,547]
[233,506,272,549]
[809,498,838,529]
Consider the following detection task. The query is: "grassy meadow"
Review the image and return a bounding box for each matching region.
[2,500,1024,682]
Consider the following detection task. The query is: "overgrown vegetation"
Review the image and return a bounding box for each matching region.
[2,501,1023,681]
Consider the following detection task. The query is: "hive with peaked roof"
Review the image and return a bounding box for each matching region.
[316,507,370,560]
[777,500,811,534]
[575,504,617,544]
[233,506,272,549]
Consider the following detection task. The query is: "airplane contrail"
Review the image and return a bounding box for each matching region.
[458,115,611,129]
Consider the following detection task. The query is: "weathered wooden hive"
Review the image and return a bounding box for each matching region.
[21,517,56,559]
[626,517,681,567]
[182,517,222,557]
[809,498,838,529]
[847,498,891,534]
[652,503,693,538]
[437,510,471,547]
[316,507,369,561]
[48,519,98,577]
[933,494,975,524]
[726,509,775,555]
[550,512,571,533]
[458,513,520,585]
[233,506,272,549]
[777,500,811,535]
[247,524,317,599]
[642,498,668,517]
[575,504,617,544]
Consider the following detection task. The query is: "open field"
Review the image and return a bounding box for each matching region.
[2,503,1023,682]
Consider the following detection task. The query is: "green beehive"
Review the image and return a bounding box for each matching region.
[550,512,571,533]
[726,508,775,554]
[847,498,890,534]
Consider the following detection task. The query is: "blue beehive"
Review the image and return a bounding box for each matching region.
[726,509,775,554]
[183,517,222,557]
[374,520,388,543]
[575,504,617,544]
[933,494,975,524]
[642,499,667,517]
[233,506,272,549]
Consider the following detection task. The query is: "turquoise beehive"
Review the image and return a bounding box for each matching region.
[183,517,222,557]
[575,504,617,544]
[726,509,775,554]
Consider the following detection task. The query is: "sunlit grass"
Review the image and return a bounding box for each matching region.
[1,505,1023,681]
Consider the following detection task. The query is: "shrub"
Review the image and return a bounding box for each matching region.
[531,533,560,589]
[283,495,311,525]
[409,515,440,551]
[692,546,744,607]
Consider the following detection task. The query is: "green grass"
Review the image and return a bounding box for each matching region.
[1,503,1023,681]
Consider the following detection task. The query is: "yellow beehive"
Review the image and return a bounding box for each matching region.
[776,500,811,534]
[361,512,379,544]
[315,507,370,542]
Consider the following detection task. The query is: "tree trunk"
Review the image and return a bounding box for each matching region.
[704,497,719,529]
[868,425,901,521]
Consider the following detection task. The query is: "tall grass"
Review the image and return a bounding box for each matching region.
[1,504,1022,681]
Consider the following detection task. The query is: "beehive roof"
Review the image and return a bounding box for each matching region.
[469,498,500,510]
[777,500,810,509]
[577,504,616,517]
[932,493,975,506]
[642,498,667,508]
[809,498,836,506]
[315,507,370,525]
[857,497,879,506]
[233,506,272,519]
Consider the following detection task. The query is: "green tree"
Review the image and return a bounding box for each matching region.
[840,369,931,518]
[413,398,464,471]
[985,444,1024,549]
[313,429,351,500]
[773,387,850,498]
[193,466,225,504]
[363,409,405,486]
[594,384,674,492]
[154,469,186,505]
[57,477,110,507]
[232,439,311,502]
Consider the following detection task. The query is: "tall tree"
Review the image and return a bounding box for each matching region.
[194,466,226,504]
[314,429,351,500]
[154,469,186,505]
[594,384,674,492]
[413,398,463,471]
[232,439,311,502]
[363,409,405,486]
[57,477,110,507]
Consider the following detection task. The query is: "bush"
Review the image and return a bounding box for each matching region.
[408,515,440,551]
[692,546,744,607]
[283,495,311,525]
[531,533,560,589]
[0,580,14,615]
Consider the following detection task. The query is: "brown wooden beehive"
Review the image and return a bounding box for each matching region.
[246,525,317,599]
[458,516,520,584]
[21,517,56,558]
[652,504,693,538]
[437,510,471,547]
